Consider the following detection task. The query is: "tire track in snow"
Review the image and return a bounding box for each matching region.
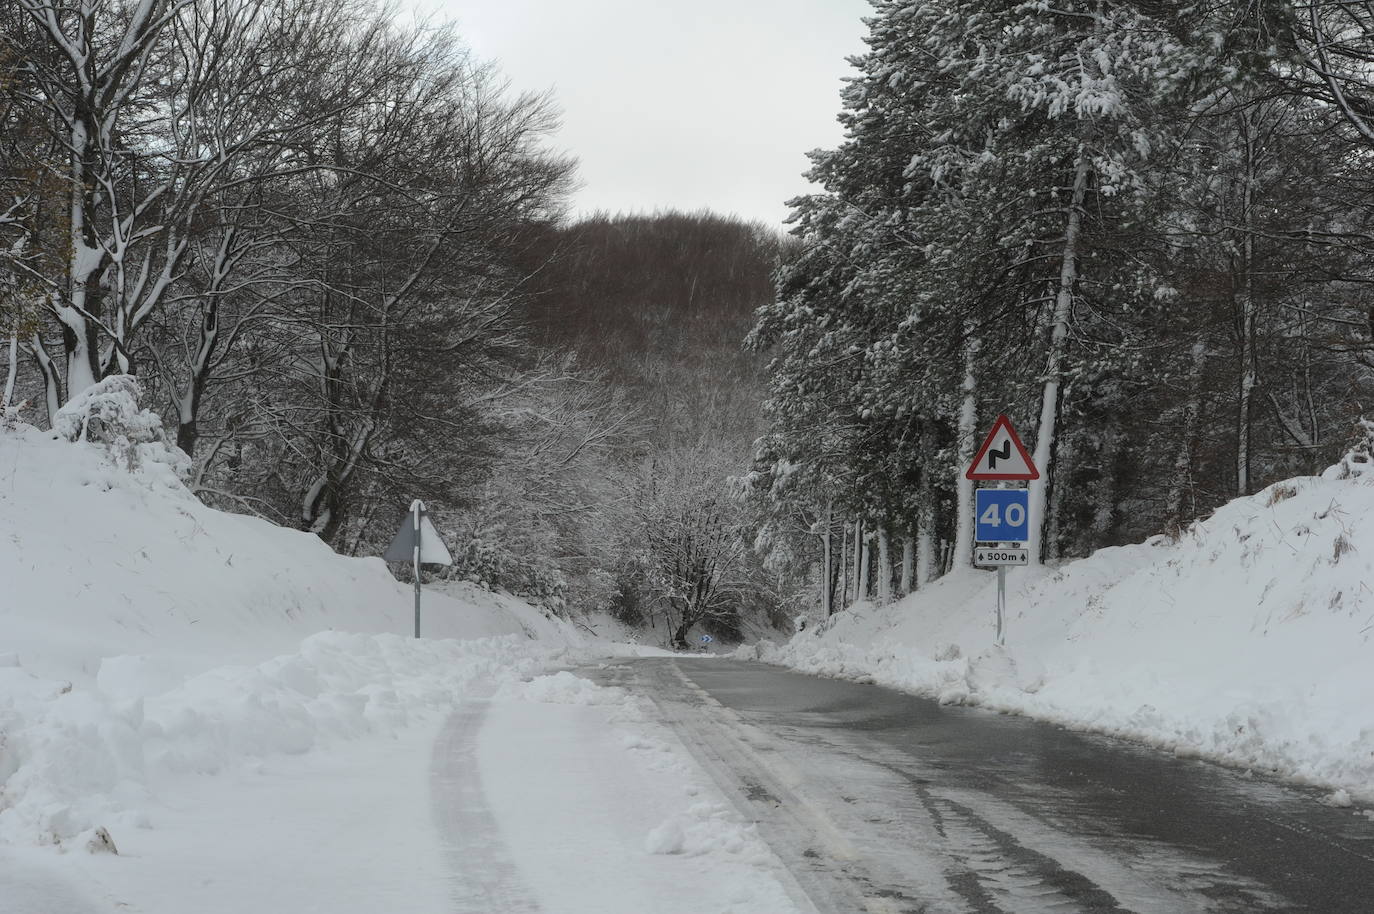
[620,658,1296,914]
[430,700,542,914]
[0,850,110,914]
[864,754,1289,913]
[616,659,952,913]
[773,698,1286,914]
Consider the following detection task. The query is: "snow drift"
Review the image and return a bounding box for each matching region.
[0,390,581,847]
[750,452,1374,802]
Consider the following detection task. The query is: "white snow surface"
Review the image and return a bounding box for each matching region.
[747,467,1374,802]
[478,670,804,913]
[1,417,783,913]
[0,421,572,899]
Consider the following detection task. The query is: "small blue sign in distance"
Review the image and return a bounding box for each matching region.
[975,488,1030,543]
[701,634,713,644]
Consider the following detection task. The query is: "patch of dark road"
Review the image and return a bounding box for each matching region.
[587,657,1374,914]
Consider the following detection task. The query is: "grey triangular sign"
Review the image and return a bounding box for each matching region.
[382,513,416,562]
[382,500,454,565]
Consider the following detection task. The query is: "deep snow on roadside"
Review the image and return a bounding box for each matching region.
[746,458,1374,804]
[1,384,769,914]
[0,418,574,689]
[0,396,650,914]
[0,407,594,847]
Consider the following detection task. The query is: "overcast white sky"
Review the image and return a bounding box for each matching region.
[412,0,872,228]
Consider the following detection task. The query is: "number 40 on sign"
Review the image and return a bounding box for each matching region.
[974,488,1029,543]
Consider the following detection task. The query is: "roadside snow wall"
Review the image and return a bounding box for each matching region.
[0,415,575,685]
[750,463,1374,802]
[0,410,581,846]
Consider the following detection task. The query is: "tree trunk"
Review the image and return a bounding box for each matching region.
[836,519,848,613]
[671,616,692,650]
[1028,152,1090,565]
[3,333,17,411]
[856,519,869,601]
[176,230,238,456]
[876,528,892,605]
[822,500,833,616]
[1236,112,1258,498]
[29,335,62,427]
[917,424,937,585]
[917,519,935,587]
[1166,338,1208,531]
[952,332,980,568]
[176,303,219,458]
[1047,437,1069,562]
[900,537,914,595]
[61,121,102,400]
[1091,422,1122,549]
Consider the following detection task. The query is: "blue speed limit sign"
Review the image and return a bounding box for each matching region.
[975,488,1029,542]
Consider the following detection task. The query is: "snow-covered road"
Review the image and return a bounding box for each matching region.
[575,657,1374,914]
[456,668,810,913]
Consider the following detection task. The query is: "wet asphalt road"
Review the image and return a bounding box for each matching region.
[597,657,1374,914]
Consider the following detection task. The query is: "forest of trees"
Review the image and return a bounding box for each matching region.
[0,0,573,552]
[746,0,1374,614]
[508,212,790,644]
[14,1,1374,643]
[0,0,787,648]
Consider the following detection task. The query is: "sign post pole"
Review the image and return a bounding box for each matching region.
[382,499,454,640]
[996,565,1006,646]
[412,500,422,639]
[965,415,1039,647]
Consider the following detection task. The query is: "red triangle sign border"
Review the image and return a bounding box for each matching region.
[965,414,1040,481]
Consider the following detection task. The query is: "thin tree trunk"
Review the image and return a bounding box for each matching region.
[900,537,914,595]
[856,519,869,601]
[822,500,833,616]
[1166,338,1208,530]
[918,424,937,585]
[3,332,17,411]
[176,306,218,456]
[850,518,861,603]
[836,519,848,612]
[1047,438,1068,562]
[671,616,691,651]
[953,332,980,568]
[1091,422,1122,549]
[917,518,935,586]
[29,335,61,427]
[1237,113,1258,497]
[1028,152,1091,565]
[62,121,104,400]
[877,528,892,605]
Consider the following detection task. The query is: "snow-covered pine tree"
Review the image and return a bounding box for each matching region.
[888,0,1217,563]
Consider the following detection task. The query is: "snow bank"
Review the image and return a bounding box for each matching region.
[0,419,578,686]
[755,465,1374,802]
[0,411,584,848]
[1,632,562,846]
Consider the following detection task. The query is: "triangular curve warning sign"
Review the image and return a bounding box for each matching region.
[965,414,1040,480]
[382,500,454,565]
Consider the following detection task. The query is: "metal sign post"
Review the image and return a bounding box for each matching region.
[996,566,1006,646]
[382,499,454,639]
[965,416,1039,646]
[411,500,422,638]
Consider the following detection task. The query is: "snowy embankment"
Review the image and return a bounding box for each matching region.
[0,394,583,856]
[748,452,1374,803]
